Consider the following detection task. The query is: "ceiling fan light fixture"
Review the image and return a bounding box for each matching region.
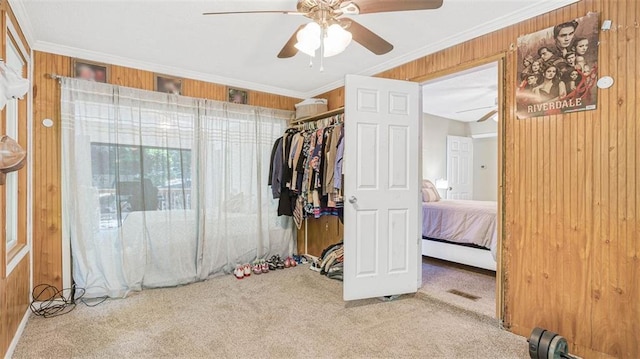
[323,23,352,57]
[294,41,318,56]
[294,22,321,56]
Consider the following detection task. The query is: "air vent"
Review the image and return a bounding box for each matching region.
[447,289,481,301]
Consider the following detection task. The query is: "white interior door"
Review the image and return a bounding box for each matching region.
[446,135,473,199]
[343,74,421,301]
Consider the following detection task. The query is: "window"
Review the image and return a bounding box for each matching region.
[5,35,25,255]
[91,143,192,229]
[5,99,18,251]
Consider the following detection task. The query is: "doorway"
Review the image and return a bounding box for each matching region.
[417,58,505,320]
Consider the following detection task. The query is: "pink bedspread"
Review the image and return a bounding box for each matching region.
[422,200,497,258]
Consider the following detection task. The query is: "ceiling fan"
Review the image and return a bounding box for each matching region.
[455,97,498,122]
[203,0,444,59]
[476,108,498,122]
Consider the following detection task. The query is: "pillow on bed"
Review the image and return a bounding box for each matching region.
[421,180,441,202]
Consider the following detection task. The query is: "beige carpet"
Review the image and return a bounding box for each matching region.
[14,265,527,358]
[419,257,497,318]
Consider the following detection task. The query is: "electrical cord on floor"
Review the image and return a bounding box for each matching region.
[29,283,108,318]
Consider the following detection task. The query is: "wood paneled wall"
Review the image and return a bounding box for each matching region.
[1,257,30,356]
[1,1,32,357]
[296,216,344,258]
[31,51,301,289]
[320,1,638,357]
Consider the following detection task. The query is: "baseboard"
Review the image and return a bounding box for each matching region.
[422,239,496,271]
[4,309,30,359]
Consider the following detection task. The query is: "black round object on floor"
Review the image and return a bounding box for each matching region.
[528,327,545,359]
[547,335,569,359]
[537,330,557,359]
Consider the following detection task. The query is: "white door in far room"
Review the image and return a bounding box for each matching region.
[446,135,473,199]
[343,74,421,301]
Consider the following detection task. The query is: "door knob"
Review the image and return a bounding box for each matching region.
[348,196,358,204]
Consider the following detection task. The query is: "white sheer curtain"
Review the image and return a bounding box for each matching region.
[61,78,293,298]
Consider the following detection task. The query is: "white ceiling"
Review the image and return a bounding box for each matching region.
[12,0,578,99]
[422,62,498,121]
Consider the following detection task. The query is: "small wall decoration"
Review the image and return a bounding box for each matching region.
[72,59,109,83]
[515,12,599,119]
[154,74,182,95]
[228,87,248,104]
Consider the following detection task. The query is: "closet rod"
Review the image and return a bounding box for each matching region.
[290,107,344,125]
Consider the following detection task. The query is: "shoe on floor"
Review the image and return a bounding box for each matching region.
[234,265,245,279]
[261,259,269,273]
[267,257,277,271]
[243,264,252,277]
[252,261,262,275]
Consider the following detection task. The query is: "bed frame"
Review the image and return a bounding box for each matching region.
[421,238,496,271]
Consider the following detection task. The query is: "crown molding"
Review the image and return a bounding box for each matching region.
[306,0,580,97]
[32,40,309,100]
[7,0,36,46]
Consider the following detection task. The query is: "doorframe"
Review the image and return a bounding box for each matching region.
[413,53,507,324]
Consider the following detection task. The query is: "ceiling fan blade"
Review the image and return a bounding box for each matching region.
[203,10,303,16]
[342,19,393,55]
[477,109,498,122]
[344,0,443,14]
[456,105,495,114]
[277,25,305,59]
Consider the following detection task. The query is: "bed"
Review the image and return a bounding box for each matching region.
[421,199,498,271]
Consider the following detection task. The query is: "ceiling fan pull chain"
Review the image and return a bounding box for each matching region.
[320,25,326,72]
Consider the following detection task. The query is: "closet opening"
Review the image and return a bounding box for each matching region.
[418,58,505,320]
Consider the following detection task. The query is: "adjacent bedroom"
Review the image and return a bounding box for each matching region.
[419,61,501,317]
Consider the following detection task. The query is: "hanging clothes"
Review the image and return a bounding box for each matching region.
[269,137,283,199]
[334,126,344,191]
[268,115,345,227]
[277,128,299,217]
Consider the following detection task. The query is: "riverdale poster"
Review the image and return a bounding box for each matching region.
[516,12,599,119]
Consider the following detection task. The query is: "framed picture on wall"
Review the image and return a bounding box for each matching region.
[72,58,109,83]
[515,12,599,119]
[228,87,248,104]
[154,74,182,95]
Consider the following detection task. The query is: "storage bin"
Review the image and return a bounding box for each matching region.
[295,99,328,119]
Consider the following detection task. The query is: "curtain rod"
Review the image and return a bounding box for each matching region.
[45,73,64,80]
[41,73,294,120]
